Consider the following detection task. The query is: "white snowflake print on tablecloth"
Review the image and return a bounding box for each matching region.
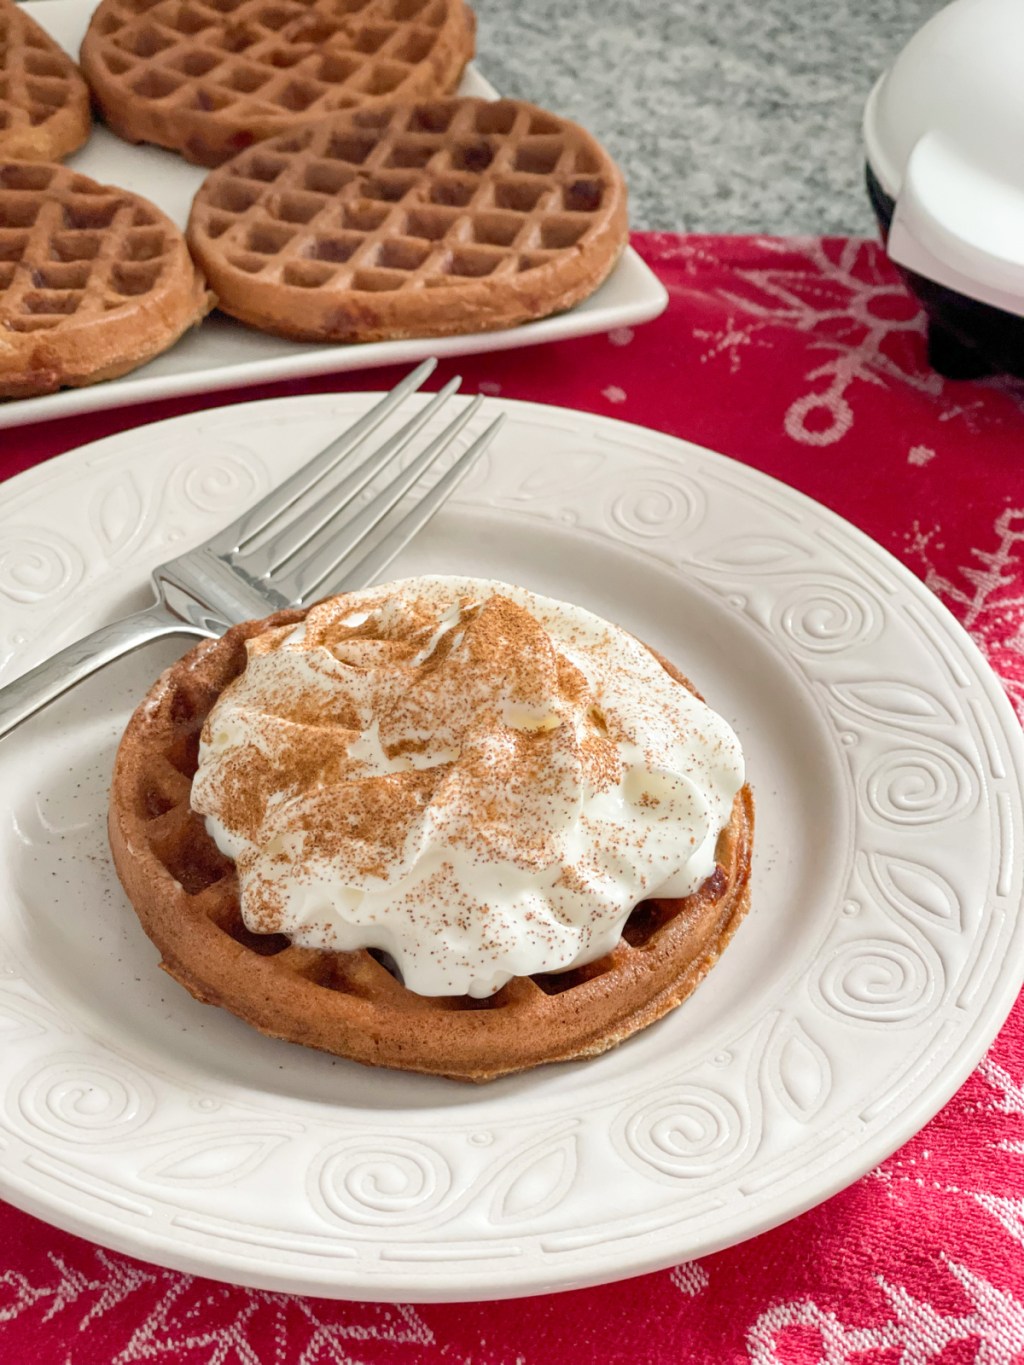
[908,445,936,465]
[670,1262,709,1298]
[684,236,938,447]
[908,505,1024,721]
[0,1251,435,1365]
[739,1037,1024,1364]
[658,235,1024,449]
[0,1249,154,1342]
[746,1260,1024,1365]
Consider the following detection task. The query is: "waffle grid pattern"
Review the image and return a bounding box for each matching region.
[0,0,90,161]
[110,613,753,1081]
[82,0,473,163]
[194,101,610,289]
[187,98,627,340]
[0,163,178,332]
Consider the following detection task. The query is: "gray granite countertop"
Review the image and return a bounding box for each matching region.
[472,0,944,236]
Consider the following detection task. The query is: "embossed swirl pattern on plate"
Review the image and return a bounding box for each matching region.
[863,745,978,826]
[606,470,706,540]
[312,1137,452,1227]
[618,1086,751,1181]
[0,528,84,607]
[174,447,268,517]
[772,580,883,655]
[13,1057,155,1144]
[816,939,936,1024]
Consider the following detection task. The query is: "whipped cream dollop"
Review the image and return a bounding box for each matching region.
[191,577,745,998]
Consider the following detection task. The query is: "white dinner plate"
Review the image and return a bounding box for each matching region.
[0,394,1021,1302]
[2,2,668,432]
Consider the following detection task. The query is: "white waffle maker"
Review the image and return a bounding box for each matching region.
[863,0,1024,376]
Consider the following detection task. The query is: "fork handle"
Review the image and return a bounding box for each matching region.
[0,603,213,742]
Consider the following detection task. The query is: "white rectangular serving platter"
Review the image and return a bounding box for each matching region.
[2,0,668,431]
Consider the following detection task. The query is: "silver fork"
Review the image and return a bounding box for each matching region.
[0,360,503,740]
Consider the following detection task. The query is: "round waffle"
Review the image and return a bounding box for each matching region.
[0,161,213,399]
[0,0,91,162]
[186,97,628,342]
[108,606,754,1083]
[79,0,475,167]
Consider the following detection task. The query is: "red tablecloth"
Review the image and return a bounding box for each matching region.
[2,233,1023,1363]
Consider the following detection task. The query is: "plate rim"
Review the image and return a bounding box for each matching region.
[1,391,1022,1302]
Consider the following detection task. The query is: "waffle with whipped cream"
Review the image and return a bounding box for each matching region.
[79,0,475,167]
[108,579,754,1082]
[185,97,627,342]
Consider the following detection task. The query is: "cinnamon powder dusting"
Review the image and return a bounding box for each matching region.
[189,576,745,998]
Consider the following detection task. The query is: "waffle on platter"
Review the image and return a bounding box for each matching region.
[0,0,91,162]
[80,0,476,166]
[0,161,212,398]
[186,96,628,342]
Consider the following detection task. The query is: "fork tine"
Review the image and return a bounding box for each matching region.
[208,357,437,554]
[248,376,462,576]
[275,396,485,606]
[325,413,507,595]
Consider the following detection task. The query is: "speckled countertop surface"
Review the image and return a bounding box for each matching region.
[472,0,943,235]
